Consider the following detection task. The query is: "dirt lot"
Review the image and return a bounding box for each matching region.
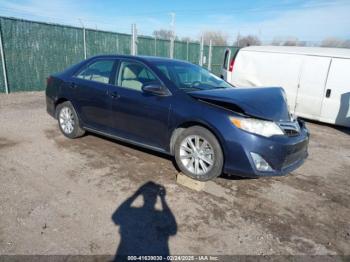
[0,92,349,256]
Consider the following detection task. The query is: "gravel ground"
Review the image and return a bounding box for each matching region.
[0,91,349,256]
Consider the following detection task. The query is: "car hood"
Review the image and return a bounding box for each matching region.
[187,87,291,122]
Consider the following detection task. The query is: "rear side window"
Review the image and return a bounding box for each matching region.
[76,60,115,84]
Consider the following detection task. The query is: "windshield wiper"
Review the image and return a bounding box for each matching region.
[179,87,204,91]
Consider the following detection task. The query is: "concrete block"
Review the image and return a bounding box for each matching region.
[176,173,206,191]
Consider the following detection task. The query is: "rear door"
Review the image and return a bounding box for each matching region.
[294,56,331,119]
[221,48,231,81]
[71,58,117,132]
[320,58,350,127]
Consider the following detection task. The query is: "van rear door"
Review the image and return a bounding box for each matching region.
[320,58,350,127]
[221,48,231,81]
[294,56,331,119]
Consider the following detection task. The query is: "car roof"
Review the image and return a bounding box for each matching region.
[241,46,350,59]
[88,54,191,64]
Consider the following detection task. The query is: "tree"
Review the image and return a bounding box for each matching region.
[271,37,306,46]
[201,31,228,46]
[321,37,345,48]
[297,41,307,47]
[153,29,174,40]
[283,37,299,46]
[180,36,193,42]
[341,40,350,48]
[234,34,261,47]
[271,37,283,46]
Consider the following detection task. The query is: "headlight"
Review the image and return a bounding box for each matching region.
[229,116,284,137]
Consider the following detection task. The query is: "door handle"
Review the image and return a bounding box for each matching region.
[326,89,331,98]
[69,82,78,89]
[109,91,120,99]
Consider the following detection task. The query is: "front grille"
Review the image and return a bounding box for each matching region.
[278,121,301,137]
[284,129,299,136]
[282,139,308,168]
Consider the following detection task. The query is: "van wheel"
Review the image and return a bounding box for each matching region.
[174,126,223,181]
[56,101,85,139]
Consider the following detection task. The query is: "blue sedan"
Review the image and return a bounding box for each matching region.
[46,55,309,181]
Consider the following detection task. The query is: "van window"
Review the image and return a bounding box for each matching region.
[223,49,230,69]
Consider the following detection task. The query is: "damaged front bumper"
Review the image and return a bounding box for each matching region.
[223,119,309,178]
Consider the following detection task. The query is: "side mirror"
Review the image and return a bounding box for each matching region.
[142,83,171,96]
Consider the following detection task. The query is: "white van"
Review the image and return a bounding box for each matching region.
[222,46,350,128]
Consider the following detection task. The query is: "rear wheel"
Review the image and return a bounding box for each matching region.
[56,101,85,139]
[174,126,223,181]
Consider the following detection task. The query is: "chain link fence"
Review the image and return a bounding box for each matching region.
[0,16,238,93]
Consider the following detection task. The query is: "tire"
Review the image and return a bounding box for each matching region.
[174,126,224,181]
[56,101,85,139]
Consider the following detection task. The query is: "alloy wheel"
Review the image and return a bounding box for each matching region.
[179,135,215,175]
[59,107,75,134]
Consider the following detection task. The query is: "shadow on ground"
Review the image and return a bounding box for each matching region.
[112,181,177,261]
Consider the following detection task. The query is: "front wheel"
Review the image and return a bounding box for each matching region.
[56,101,85,139]
[174,126,224,181]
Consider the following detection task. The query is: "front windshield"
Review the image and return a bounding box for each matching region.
[154,61,233,91]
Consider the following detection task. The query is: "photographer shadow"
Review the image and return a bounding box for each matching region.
[112,181,177,260]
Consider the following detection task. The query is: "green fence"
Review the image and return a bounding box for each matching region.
[0,16,238,93]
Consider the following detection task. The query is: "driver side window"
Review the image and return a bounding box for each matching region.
[117,61,159,91]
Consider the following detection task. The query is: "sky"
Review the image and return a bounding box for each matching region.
[0,0,349,44]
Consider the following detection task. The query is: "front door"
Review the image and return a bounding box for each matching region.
[109,60,172,149]
[295,56,331,119]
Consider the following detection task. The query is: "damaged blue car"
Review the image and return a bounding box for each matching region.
[46,55,309,181]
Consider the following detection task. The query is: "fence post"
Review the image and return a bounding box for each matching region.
[131,24,137,55]
[78,19,87,59]
[0,23,9,94]
[83,27,87,59]
[169,38,174,59]
[186,40,189,61]
[154,35,157,56]
[116,34,119,54]
[208,39,212,71]
[199,36,204,66]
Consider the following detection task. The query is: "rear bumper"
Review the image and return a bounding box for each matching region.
[46,95,56,118]
[223,123,309,178]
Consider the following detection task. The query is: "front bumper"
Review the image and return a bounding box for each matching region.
[223,121,309,178]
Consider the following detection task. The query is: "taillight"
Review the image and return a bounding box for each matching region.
[46,76,53,87]
[229,58,235,72]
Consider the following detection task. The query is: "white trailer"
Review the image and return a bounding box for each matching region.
[222,46,350,128]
